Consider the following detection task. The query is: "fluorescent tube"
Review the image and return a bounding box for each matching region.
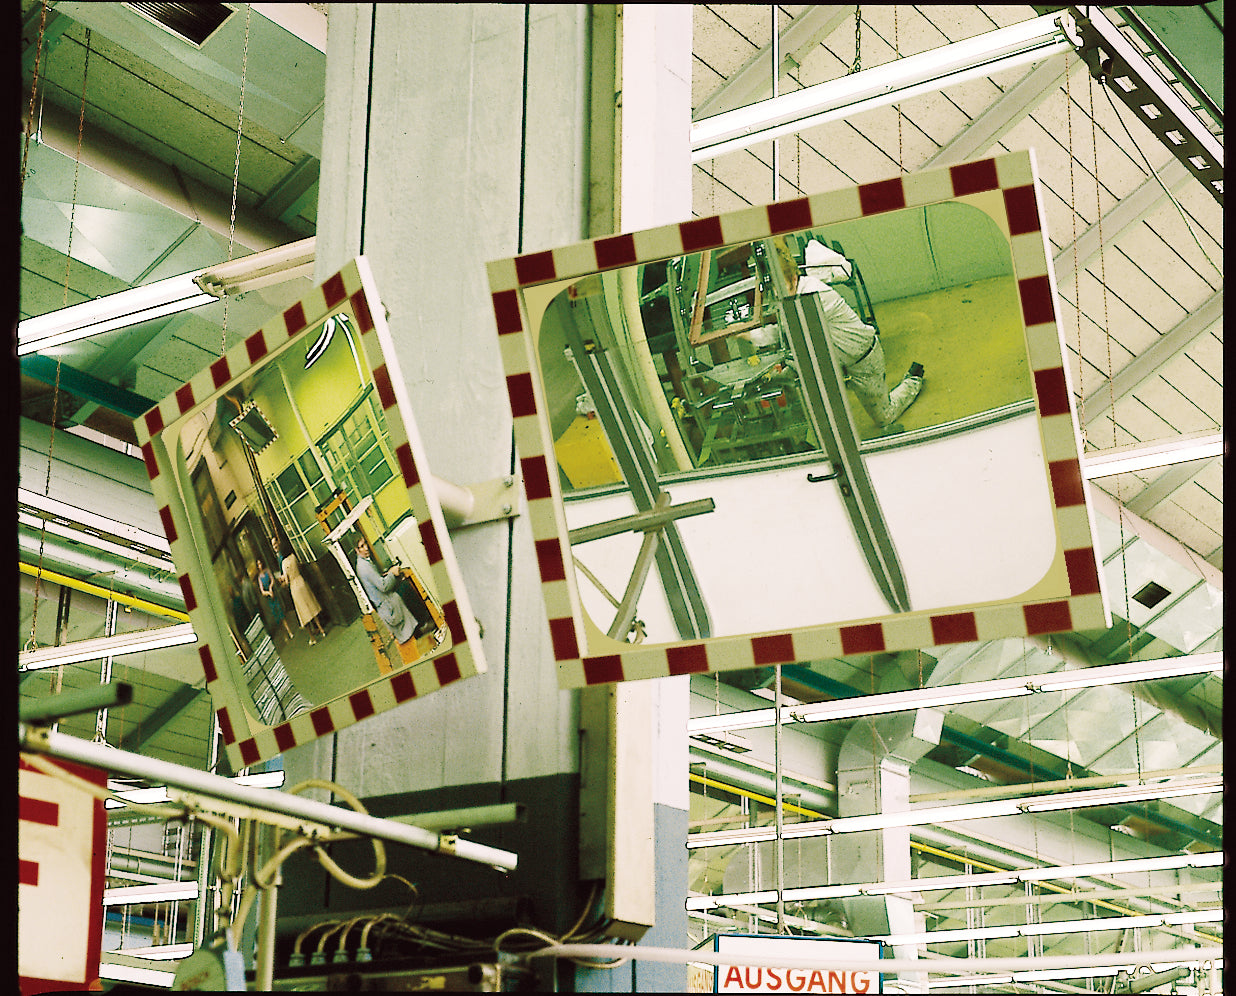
[1082,433,1224,479]
[688,654,1222,735]
[18,623,198,672]
[691,12,1072,161]
[687,777,1222,849]
[103,882,198,906]
[16,238,316,356]
[1018,777,1222,813]
[888,909,1223,946]
[686,850,1222,910]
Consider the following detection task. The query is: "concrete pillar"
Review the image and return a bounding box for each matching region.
[282,6,691,992]
[576,5,693,993]
[834,709,942,993]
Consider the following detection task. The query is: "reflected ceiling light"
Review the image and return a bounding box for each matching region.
[691,11,1073,161]
[98,962,177,986]
[686,776,1222,848]
[103,882,197,906]
[15,238,315,356]
[686,850,1223,910]
[18,623,197,673]
[103,943,194,961]
[105,770,286,809]
[887,908,1223,947]
[1082,433,1224,479]
[688,653,1223,735]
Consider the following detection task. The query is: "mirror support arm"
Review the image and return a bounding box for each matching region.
[431,473,521,530]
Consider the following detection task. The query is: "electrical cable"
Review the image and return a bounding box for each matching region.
[1096,78,1222,281]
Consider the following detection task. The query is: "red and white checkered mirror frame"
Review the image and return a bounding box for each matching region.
[486,151,1109,689]
[134,258,486,770]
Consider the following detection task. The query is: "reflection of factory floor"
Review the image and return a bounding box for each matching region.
[848,276,1032,441]
[276,620,387,706]
[277,617,446,706]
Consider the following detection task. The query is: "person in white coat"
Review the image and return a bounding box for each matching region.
[354,537,417,644]
[795,239,924,427]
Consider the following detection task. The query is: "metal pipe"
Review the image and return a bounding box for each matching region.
[568,497,715,544]
[21,726,518,871]
[773,662,785,933]
[20,682,133,724]
[193,717,221,948]
[18,562,189,622]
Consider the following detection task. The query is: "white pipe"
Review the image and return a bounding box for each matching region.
[533,943,1223,977]
[20,727,517,871]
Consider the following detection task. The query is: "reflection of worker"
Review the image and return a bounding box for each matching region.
[257,559,294,642]
[796,239,924,427]
[280,547,328,645]
[355,538,435,644]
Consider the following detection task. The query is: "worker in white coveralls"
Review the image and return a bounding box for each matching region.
[795,238,924,427]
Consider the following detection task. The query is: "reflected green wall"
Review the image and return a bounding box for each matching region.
[810,201,1014,305]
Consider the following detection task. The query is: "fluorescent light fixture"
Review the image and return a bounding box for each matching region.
[887,908,1223,946]
[18,488,172,554]
[688,653,1223,735]
[16,238,315,356]
[17,272,216,355]
[193,237,315,297]
[686,850,1223,911]
[686,776,1222,849]
[98,962,176,986]
[691,11,1072,161]
[104,943,194,961]
[17,510,175,574]
[19,623,197,672]
[1082,432,1224,479]
[1017,777,1222,813]
[103,882,198,906]
[105,769,286,809]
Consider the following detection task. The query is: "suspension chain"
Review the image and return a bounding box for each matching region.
[222,5,252,354]
[849,6,862,75]
[19,0,50,196]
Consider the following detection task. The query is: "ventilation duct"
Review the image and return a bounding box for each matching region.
[123,2,232,47]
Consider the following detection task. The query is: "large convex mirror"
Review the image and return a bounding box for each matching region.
[489,153,1109,687]
[137,258,485,769]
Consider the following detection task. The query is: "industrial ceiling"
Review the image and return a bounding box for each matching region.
[16,3,1222,990]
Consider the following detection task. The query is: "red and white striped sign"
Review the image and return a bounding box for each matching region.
[19,757,106,995]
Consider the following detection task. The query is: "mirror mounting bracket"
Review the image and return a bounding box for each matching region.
[432,473,521,530]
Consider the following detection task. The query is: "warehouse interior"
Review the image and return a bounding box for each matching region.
[16,4,1222,993]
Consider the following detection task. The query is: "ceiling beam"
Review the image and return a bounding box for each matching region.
[1081,289,1222,425]
[693,6,854,120]
[118,682,204,753]
[1123,461,1209,517]
[923,53,1075,168]
[1053,157,1191,285]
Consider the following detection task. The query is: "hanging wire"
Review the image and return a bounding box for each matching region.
[849,6,862,75]
[27,27,92,658]
[894,6,904,172]
[1095,85,1223,282]
[221,4,252,352]
[20,0,50,197]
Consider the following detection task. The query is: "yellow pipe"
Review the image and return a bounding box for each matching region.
[689,774,1221,929]
[19,562,190,622]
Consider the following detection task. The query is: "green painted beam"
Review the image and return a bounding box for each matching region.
[21,355,156,419]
